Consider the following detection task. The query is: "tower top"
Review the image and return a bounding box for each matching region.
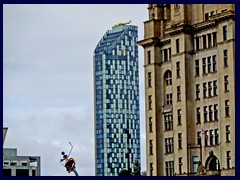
[113,20,132,27]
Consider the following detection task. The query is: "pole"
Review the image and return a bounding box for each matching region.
[200,142,202,163]
[73,168,79,176]
[126,120,131,175]
[187,144,190,176]
[68,142,73,157]
[125,129,130,174]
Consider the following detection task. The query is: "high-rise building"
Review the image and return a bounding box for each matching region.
[138,4,235,176]
[94,23,141,176]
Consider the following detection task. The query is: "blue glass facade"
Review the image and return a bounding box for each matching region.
[94,25,140,176]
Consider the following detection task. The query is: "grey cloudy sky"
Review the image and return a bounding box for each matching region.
[3,4,148,176]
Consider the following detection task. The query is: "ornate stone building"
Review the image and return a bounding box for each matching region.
[138,4,235,176]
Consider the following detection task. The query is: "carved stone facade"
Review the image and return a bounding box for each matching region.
[138,4,235,176]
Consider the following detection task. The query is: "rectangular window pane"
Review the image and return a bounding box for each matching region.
[148,51,151,64]
[195,59,199,76]
[223,25,227,41]
[176,39,180,53]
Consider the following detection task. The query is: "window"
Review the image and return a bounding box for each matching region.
[165,137,174,153]
[213,32,217,46]
[176,61,180,78]
[195,59,200,76]
[207,33,212,47]
[214,104,218,120]
[164,49,168,62]
[210,11,215,16]
[148,72,152,87]
[207,56,212,73]
[203,80,217,98]
[177,109,182,125]
[224,75,229,92]
[203,82,207,98]
[195,37,200,50]
[148,95,152,110]
[196,107,201,124]
[209,105,213,121]
[223,49,228,67]
[178,133,182,149]
[208,82,212,97]
[193,156,199,173]
[150,163,154,176]
[4,161,9,166]
[223,25,227,41]
[147,50,151,64]
[179,157,183,174]
[165,71,172,86]
[149,140,153,155]
[168,48,172,60]
[204,106,208,122]
[202,58,207,74]
[10,162,17,166]
[212,55,217,72]
[213,80,218,96]
[162,48,172,62]
[177,86,181,101]
[201,105,218,123]
[165,161,174,176]
[226,125,231,142]
[22,162,28,166]
[202,35,207,49]
[197,132,201,145]
[176,39,180,53]
[164,113,173,131]
[225,100,230,117]
[202,55,217,74]
[205,131,209,146]
[149,117,153,132]
[215,129,219,145]
[209,156,220,171]
[227,151,232,168]
[196,84,200,100]
[166,93,172,105]
[205,13,209,20]
[210,130,214,145]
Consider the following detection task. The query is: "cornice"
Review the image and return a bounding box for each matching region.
[138,37,160,48]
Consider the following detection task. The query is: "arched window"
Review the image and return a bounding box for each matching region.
[164,70,172,86]
[209,157,220,170]
[205,153,221,171]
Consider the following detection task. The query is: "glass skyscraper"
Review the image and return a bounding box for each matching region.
[94,24,140,176]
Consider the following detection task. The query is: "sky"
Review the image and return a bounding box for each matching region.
[3,4,148,176]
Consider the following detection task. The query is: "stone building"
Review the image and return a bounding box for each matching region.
[138,4,235,176]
